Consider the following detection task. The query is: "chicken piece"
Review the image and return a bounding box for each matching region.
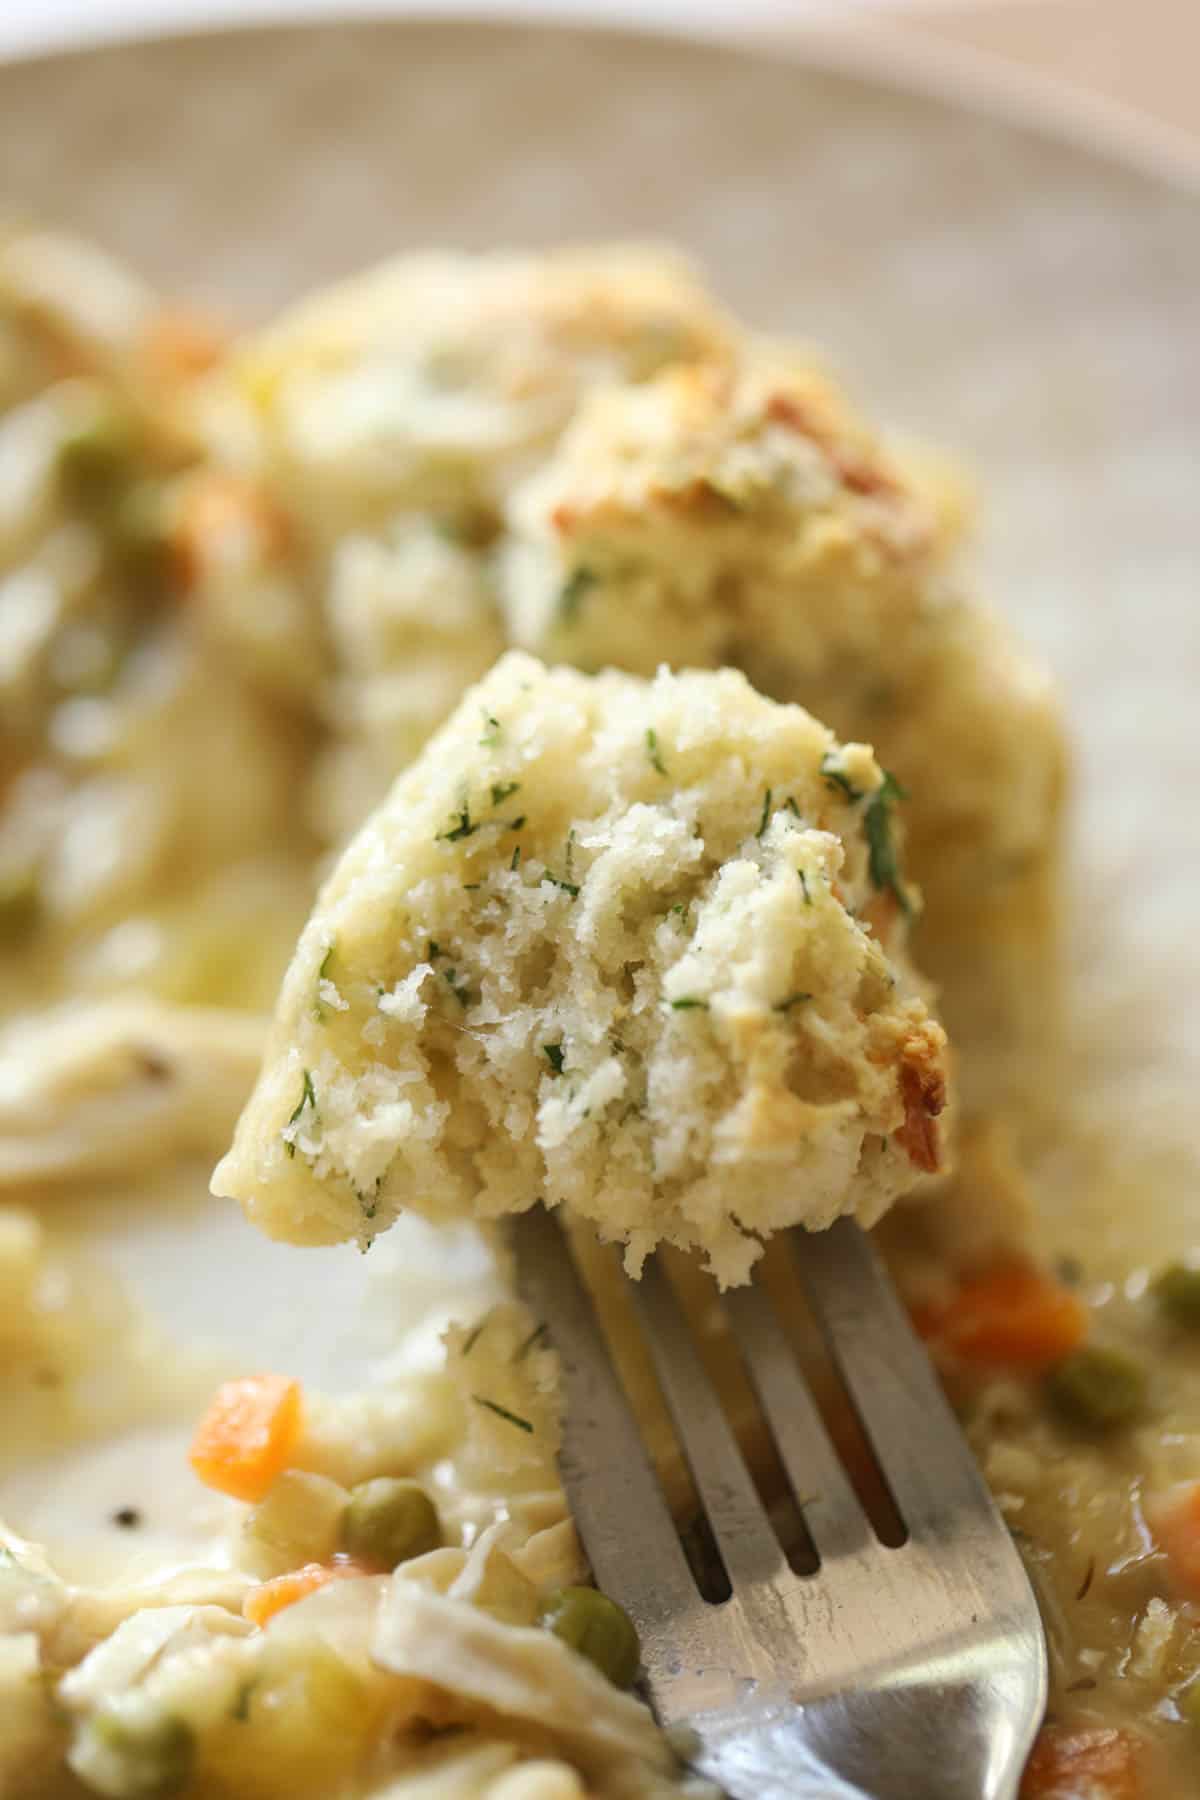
[0,999,264,1184]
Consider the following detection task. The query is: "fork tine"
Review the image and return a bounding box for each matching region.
[790,1221,996,1541]
[722,1281,873,1564]
[508,1208,699,1635]
[629,1256,786,1592]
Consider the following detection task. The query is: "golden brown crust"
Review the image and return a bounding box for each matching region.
[895,1025,950,1175]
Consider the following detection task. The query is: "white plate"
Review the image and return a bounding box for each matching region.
[1,12,1197,1497]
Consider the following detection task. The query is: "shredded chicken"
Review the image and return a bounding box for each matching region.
[0,999,264,1184]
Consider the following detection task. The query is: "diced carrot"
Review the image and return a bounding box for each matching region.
[140,307,228,383]
[1020,1725,1142,1799]
[170,470,291,591]
[242,1559,370,1629]
[919,1262,1087,1372]
[189,1372,303,1502]
[1147,1481,1200,1600]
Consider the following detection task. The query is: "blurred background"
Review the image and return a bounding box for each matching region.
[1,0,1196,165]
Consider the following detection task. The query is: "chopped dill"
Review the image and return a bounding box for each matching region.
[646,728,667,776]
[442,968,472,1006]
[775,992,813,1012]
[284,1069,316,1157]
[479,713,503,747]
[820,752,864,804]
[473,1396,534,1433]
[669,997,710,1011]
[462,1319,486,1356]
[863,771,912,914]
[312,939,337,1021]
[543,874,580,899]
[437,803,478,843]
[543,1043,566,1075]
[514,1321,549,1361]
[757,788,773,838]
[490,781,520,806]
[510,844,522,871]
[798,869,813,906]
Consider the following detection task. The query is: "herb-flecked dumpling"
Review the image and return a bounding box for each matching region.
[213,653,952,1285]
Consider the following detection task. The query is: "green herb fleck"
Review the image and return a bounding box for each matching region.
[785,797,803,820]
[427,940,442,962]
[543,875,580,899]
[798,870,813,906]
[646,729,667,776]
[437,803,478,843]
[820,753,864,804]
[510,845,522,871]
[514,1321,549,1361]
[462,1320,486,1356]
[491,781,520,807]
[479,713,503,747]
[473,1396,534,1434]
[559,566,598,626]
[775,992,813,1012]
[284,1069,317,1157]
[443,968,472,1006]
[312,939,337,1021]
[506,815,526,833]
[757,788,773,838]
[543,1043,566,1075]
[669,997,710,1012]
[863,772,912,915]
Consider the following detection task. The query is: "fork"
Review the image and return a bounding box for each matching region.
[513,1210,1047,1800]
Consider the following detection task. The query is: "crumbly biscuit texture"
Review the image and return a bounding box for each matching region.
[214,653,950,1284]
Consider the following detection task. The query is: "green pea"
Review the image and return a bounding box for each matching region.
[1045,1346,1146,1430]
[540,1585,641,1688]
[0,863,40,947]
[57,403,135,506]
[87,1701,194,1799]
[340,1478,441,1570]
[1152,1263,1200,1328]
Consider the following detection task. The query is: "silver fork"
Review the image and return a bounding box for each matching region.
[513,1210,1047,1800]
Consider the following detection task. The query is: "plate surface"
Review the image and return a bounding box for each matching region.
[1,12,1197,1410]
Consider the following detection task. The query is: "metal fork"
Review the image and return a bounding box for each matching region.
[513,1210,1047,1800]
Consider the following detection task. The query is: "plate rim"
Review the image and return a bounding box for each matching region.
[1,6,1199,205]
